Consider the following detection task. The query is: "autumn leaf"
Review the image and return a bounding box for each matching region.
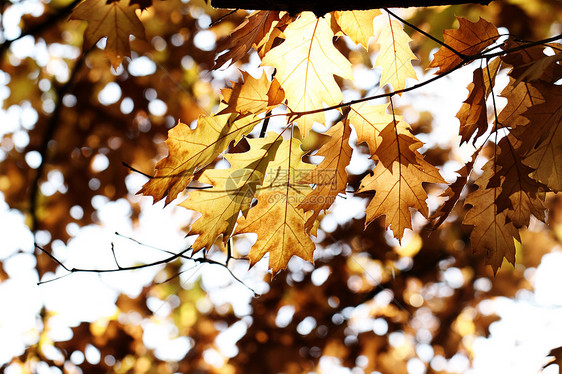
[428,17,499,75]
[543,346,562,374]
[359,120,445,240]
[489,137,545,228]
[463,161,520,273]
[348,102,394,154]
[430,156,475,229]
[520,85,562,191]
[298,119,352,231]
[180,133,282,252]
[214,11,280,69]
[333,10,381,49]
[374,13,418,92]
[139,111,259,204]
[261,12,353,137]
[220,71,285,116]
[497,79,545,130]
[234,136,315,273]
[502,42,562,85]
[71,0,145,69]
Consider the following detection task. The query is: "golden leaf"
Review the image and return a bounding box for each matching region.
[139,111,259,204]
[261,12,353,137]
[374,13,418,92]
[348,102,394,154]
[234,136,315,273]
[71,0,145,69]
[180,133,282,252]
[333,10,381,49]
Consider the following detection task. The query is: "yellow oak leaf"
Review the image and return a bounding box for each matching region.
[348,102,394,154]
[261,12,352,137]
[180,133,282,252]
[220,71,284,116]
[139,111,260,205]
[234,136,316,273]
[520,86,562,191]
[359,120,445,240]
[71,0,145,69]
[298,120,352,231]
[214,11,280,69]
[374,13,417,92]
[333,10,381,49]
[428,17,499,75]
[463,161,520,273]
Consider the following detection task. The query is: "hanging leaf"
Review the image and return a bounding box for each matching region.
[261,12,352,137]
[333,10,381,49]
[374,13,418,92]
[234,136,316,273]
[428,17,499,74]
[180,133,282,252]
[71,0,145,69]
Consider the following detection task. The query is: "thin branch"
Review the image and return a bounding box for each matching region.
[384,8,466,59]
[209,8,239,27]
[110,243,122,269]
[259,111,272,137]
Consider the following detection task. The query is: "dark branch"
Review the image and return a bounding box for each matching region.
[211,0,492,16]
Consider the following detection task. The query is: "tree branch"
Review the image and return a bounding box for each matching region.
[211,0,492,16]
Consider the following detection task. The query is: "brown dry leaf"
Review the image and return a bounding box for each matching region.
[261,12,352,137]
[520,85,562,191]
[71,0,145,69]
[463,162,520,273]
[428,17,499,75]
[333,10,381,49]
[348,102,394,154]
[139,111,259,204]
[298,120,352,231]
[490,136,545,227]
[220,71,284,116]
[430,155,475,229]
[498,79,545,130]
[180,133,282,252]
[456,67,488,144]
[359,120,445,240]
[543,346,562,374]
[234,136,315,273]
[374,13,418,92]
[214,11,280,69]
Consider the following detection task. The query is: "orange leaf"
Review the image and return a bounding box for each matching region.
[71,0,145,69]
[221,71,284,116]
[359,120,444,240]
[428,17,499,75]
[214,11,280,69]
